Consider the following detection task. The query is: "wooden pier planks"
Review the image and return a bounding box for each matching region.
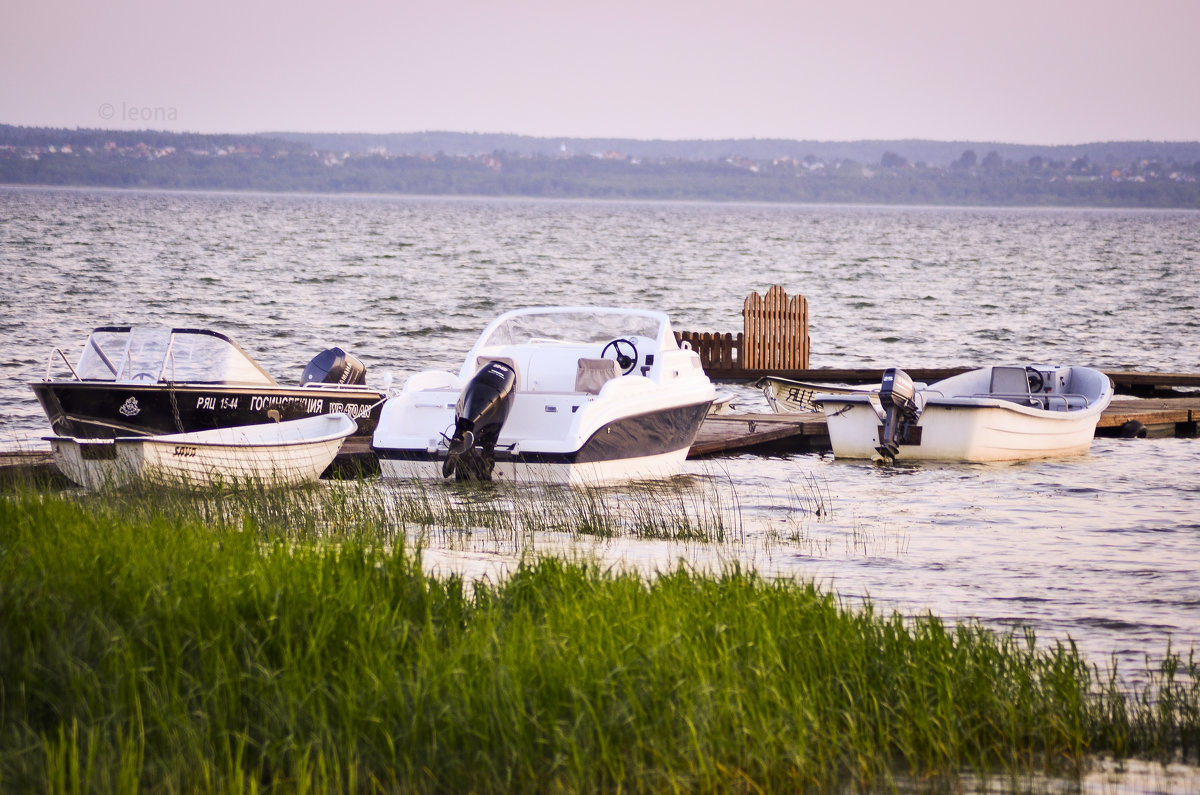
[1100,397,1200,434]
[5,401,1197,479]
[705,367,1200,397]
[688,398,1200,458]
[690,413,827,457]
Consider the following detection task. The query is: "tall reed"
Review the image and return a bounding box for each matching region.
[63,470,754,546]
[1,489,1196,793]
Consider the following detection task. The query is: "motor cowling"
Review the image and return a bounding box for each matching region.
[301,347,367,386]
[875,367,921,462]
[442,360,517,481]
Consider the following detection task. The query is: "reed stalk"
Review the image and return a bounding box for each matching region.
[1,488,1196,793]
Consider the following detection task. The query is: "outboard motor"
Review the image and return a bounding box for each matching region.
[301,347,367,386]
[442,360,517,481]
[875,367,921,463]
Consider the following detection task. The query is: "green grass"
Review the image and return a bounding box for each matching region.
[1,487,1197,793]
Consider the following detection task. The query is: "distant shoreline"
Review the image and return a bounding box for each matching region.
[4,125,1199,209]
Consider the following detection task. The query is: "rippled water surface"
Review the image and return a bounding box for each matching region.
[2,187,1198,676]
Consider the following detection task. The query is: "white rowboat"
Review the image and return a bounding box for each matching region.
[47,412,357,489]
[754,375,875,413]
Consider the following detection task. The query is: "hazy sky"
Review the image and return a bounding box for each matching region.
[4,0,1198,144]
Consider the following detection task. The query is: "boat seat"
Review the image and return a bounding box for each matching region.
[989,366,1040,406]
[990,366,1031,395]
[574,358,620,394]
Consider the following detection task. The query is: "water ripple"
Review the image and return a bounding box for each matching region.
[2,187,1198,675]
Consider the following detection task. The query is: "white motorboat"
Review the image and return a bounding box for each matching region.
[372,307,717,485]
[813,365,1114,463]
[754,375,876,413]
[47,412,357,489]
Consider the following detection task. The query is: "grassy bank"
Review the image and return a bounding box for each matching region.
[1,487,1197,793]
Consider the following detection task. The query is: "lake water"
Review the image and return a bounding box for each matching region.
[2,186,1198,682]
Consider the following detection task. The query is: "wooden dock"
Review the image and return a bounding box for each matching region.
[3,397,1197,484]
[10,286,1194,481]
[688,396,1200,458]
[705,367,1200,398]
[0,438,380,488]
[691,413,830,457]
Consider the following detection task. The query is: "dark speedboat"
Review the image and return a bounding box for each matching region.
[30,326,384,441]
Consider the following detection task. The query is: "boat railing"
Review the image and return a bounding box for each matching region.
[980,392,1090,410]
[976,392,1044,408]
[44,348,81,381]
[1041,393,1091,411]
[299,382,380,392]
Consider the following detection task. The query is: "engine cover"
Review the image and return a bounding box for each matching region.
[301,347,367,386]
[875,367,922,462]
[442,360,517,480]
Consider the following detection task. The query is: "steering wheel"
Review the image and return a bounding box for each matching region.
[1025,367,1044,393]
[601,338,638,375]
[132,371,157,382]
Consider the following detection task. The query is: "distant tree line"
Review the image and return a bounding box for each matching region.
[262,130,1200,169]
[3,125,1199,208]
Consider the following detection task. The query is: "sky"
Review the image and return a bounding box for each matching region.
[3,0,1199,145]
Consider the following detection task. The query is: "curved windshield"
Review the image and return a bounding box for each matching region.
[75,327,276,385]
[479,310,664,348]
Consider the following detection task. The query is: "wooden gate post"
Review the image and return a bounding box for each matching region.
[742,286,809,370]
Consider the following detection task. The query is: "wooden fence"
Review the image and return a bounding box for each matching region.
[676,286,809,374]
[676,331,744,371]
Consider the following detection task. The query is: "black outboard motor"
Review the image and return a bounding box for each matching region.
[875,367,921,463]
[301,347,367,386]
[442,360,517,481]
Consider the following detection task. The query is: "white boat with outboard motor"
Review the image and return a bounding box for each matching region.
[30,326,383,442]
[47,412,357,489]
[813,364,1114,463]
[371,306,717,485]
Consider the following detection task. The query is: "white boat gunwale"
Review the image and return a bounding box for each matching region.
[113,412,360,449]
[816,391,1102,416]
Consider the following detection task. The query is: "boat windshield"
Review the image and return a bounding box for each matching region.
[75,327,277,385]
[478,309,666,348]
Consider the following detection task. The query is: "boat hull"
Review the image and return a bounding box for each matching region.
[379,447,693,487]
[46,437,131,490]
[819,395,1106,462]
[30,381,382,441]
[47,413,357,489]
[375,400,711,486]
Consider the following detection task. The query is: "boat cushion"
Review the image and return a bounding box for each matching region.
[574,358,620,394]
[475,356,521,391]
[989,366,1031,396]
